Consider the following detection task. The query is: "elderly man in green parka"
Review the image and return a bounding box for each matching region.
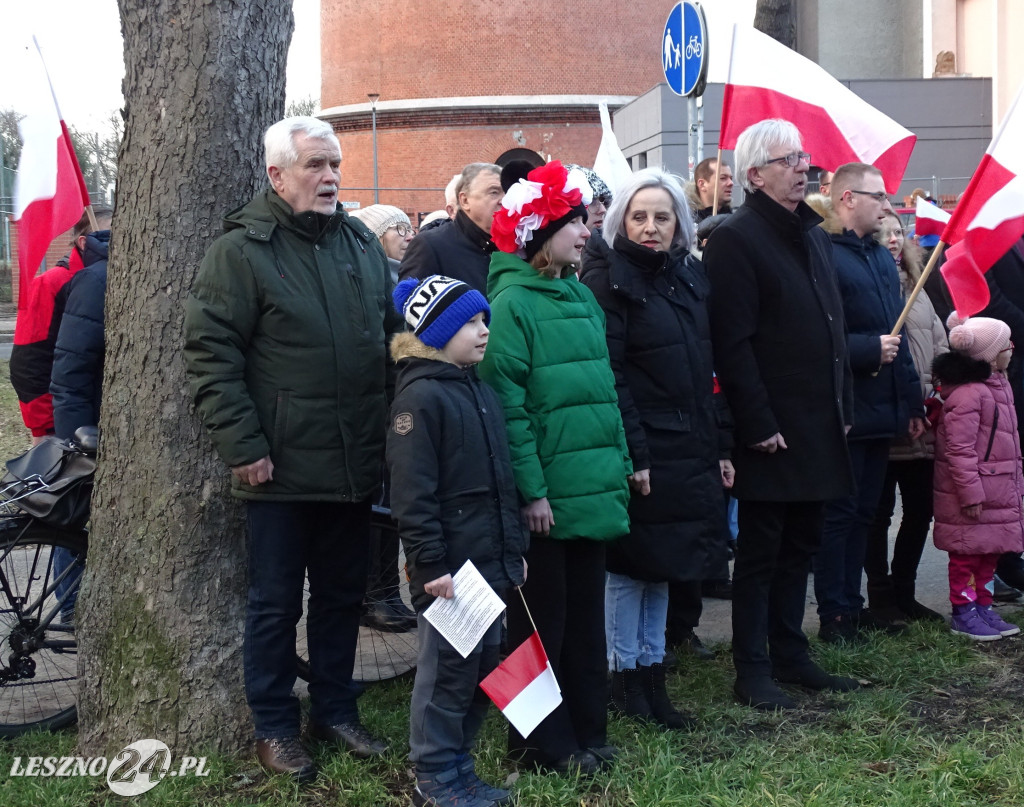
[184,117,403,783]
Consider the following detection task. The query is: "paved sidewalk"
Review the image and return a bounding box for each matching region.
[696,498,970,646]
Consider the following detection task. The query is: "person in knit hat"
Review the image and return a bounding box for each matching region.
[565,163,612,231]
[386,274,527,807]
[931,313,1024,640]
[350,204,414,283]
[479,160,632,776]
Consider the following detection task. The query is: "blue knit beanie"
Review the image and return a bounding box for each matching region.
[393,275,490,349]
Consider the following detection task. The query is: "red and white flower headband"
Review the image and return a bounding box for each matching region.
[491,161,593,256]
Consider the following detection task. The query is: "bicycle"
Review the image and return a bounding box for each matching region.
[0,431,94,737]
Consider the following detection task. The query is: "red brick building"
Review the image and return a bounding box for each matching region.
[319,0,667,224]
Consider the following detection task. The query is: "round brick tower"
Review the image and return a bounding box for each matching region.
[319,0,666,224]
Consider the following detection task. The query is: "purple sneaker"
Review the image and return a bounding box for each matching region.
[977,605,1021,637]
[950,604,1003,641]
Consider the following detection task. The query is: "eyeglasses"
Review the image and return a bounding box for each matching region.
[763,152,811,168]
[1000,341,1015,354]
[389,223,414,237]
[849,190,889,203]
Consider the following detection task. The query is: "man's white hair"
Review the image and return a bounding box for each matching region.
[264,116,338,173]
[734,119,803,193]
[444,173,460,208]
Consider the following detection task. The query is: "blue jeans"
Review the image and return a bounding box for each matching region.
[814,439,891,622]
[605,572,668,671]
[244,500,370,739]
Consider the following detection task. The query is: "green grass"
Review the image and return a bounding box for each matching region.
[4,617,1024,806]
[0,361,31,461]
[2,356,1024,805]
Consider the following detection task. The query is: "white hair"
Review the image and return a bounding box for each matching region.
[734,119,803,193]
[444,173,460,208]
[264,116,338,173]
[602,167,695,251]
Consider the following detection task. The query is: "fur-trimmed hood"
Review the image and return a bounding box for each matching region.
[932,349,992,388]
[390,331,456,364]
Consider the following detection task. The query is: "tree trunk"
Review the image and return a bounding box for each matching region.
[77,0,293,757]
[754,0,797,50]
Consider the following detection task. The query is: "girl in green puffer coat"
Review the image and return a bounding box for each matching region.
[478,160,631,775]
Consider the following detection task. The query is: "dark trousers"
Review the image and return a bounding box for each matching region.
[864,458,934,600]
[666,580,703,639]
[507,536,607,764]
[244,500,370,738]
[409,614,501,770]
[814,439,891,622]
[732,500,823,680]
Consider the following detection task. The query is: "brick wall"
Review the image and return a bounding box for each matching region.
[322,0,665,106]
[335,107,606,222]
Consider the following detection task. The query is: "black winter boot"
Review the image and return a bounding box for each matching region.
[892,579,945,623]
[641,663,695,730]
[610,667,653,720]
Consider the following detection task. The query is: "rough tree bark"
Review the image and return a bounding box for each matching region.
[77,0,294,756]
[754,0,797,50]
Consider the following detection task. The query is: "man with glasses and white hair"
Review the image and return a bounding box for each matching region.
[185,116,403,781]
[815,163,924,644]
[704,119,859,710]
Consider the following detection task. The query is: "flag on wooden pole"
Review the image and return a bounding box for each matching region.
[913,197,951,238]
[940,82,1024,316]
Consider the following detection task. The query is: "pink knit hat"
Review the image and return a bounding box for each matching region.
[946,313,1011,363]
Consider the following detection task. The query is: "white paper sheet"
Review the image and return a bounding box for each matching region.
[422,559,506,658]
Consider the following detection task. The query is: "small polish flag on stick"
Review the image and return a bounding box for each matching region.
[914,197,951,238]
[480,591,561,738]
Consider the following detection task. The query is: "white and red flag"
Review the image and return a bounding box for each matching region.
[13,37,91,309]
[480,630,561,738]
[914,197,951,238]
[719,24,916,194]
[939,83,1024,316]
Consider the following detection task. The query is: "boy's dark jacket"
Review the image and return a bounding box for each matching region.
[386,332,528,611]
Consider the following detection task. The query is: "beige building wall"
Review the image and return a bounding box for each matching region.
[930,0,1023,121]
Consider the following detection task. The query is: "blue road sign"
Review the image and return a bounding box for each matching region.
[662,1,708,97]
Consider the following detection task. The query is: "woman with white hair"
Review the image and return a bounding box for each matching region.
[580,168,734,730]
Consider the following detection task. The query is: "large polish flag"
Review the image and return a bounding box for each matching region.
[719,24,916,194]
[940,83,1024,316]
[14,38,91,309]
[914,197,951,238]
[480,630,561,738]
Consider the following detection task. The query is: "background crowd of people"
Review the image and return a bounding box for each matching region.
[16,113,1024,806]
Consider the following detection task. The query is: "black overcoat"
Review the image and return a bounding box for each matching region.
[397,210,495,294]
[580,235,730,582]
[704,191,854,502]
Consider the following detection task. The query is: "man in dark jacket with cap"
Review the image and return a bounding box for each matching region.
[705,119,859,711]
[184,116,403,782]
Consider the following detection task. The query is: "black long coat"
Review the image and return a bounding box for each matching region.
[703,191,855,502]
[398,210,495,294]
[580,235,729,582]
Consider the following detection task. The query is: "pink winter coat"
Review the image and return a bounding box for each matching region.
[932,369,1024,555]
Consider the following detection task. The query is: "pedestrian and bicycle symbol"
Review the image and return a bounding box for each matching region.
[663,1,708,97]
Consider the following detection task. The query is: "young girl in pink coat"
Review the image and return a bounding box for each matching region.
[932,314,1024,641]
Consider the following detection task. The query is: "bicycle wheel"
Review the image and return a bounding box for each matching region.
[0,520,86,737]
[295,506,418,684]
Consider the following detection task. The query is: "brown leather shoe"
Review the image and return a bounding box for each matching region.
[256,736,317,783]
[308,720,387,758]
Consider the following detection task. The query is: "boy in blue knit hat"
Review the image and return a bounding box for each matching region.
[387,274,528,807]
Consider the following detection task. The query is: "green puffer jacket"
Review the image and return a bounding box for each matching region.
[184,189,404,502]
[478,251,631,541]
